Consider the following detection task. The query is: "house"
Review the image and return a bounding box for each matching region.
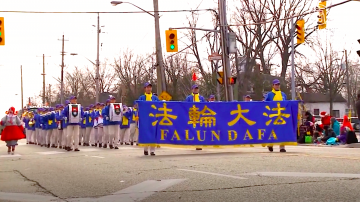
[300,93,347,118]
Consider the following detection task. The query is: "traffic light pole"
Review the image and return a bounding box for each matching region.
[153,0,166,95]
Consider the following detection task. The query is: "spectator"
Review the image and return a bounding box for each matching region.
[330,117,340,136]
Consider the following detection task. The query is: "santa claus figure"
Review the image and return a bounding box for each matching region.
[320,111,331,127]
[0,107,25,155]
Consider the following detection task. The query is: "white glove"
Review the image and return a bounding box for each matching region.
[64,117,67,121]
[106,117,109,120]
[40,124,43,127]
[80,118,82,121]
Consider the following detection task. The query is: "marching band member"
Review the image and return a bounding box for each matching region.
[208,95,215,102]
[28,113,36,144]
[244,95,252,102]
[98,103,105,147]
[22,109,30,144]
[34,108,42,145]
[40,108,48,147]
[62,101,70,150]
[101,100,110,148]
[119,105,132,146]
[62,96,83,152]
[138,82,159,156]
[103,97,120,149]
[0,107,25,155]
[185,84,205,151]
[129,101,139,145]
[264,79,287,152]
[90,103,99,147]
[55,104,65,149]
[84,105,94,146]
[47,107,57,148]
[79,107,88,146]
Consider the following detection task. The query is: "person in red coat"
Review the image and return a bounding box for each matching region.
[0,107,25,155]
[320,111,331,128]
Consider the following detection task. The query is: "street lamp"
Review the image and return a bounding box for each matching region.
[110,1,166,95]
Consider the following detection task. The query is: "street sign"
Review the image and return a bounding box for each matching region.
[208,53,222,61]
[159,91,172,101]
[228,32,237,54]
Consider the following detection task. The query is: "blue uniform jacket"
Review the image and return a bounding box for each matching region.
[120,110,132,129]
[185,94,206,102]
[84,111,93,128]
[130,108,138,124]
[55,111,64,129]
[34,114,41,129]
[40,115,48,130]
[103,105,120,126]
[101,108,108,126]
[138,95,160,102]
[47,112,57,130]
[22,117,29,129]
[91,110,97,127]
[62,105,84,126]
[265,91,287,101]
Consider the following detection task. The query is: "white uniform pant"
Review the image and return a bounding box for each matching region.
[103,126,109,145]
[96,127,104,144]
[41,129,46,145]
[79,128,86,144]
[120,128,130,144]
[67,125,80,149]
[108,125,119,146]
[84,127,91,144]
[57,129,64,147]
[25,129,30,143]
[144,146,155,153]
[46,129,52,145]
[35,128,40,144]
[26,129,34,143]
[129,123,138,142]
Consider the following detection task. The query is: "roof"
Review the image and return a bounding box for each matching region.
[300,93,347,103]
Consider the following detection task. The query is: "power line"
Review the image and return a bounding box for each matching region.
[0,9,214,14]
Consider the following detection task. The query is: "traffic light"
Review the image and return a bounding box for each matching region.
[217,71,224,84]
[296,19,305,44]
[0,17,4,46]
[165,30,178,52]
[318,1,327,29]
[229,77,237,85]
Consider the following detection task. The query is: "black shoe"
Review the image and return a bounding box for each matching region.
[103,144,107,148]
[99,143,102,148]
[125,143,130,145]
[131,142,134,145]
[59,146,62,149]
[268,147,274,152]
[114,147,119,149]
[79,143,81,146]
[120,142,123,145]
[150,152,155,156]
[74,149,80,152]
[110,145,114,149]
[280,149,286,152]
[196,148,202,150]
[144,151,149,155]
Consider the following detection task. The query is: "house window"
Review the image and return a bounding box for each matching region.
[313,109,319,115]
[332,110,340,118]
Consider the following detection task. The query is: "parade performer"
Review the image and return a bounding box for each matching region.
[22,108,30,144]
[101,101,109,148]
[34,108,42,145]
[62,101,70,150]
[47,107,57,148]
[40,108,48,147]
[185,84,205,151]
[79,107,87,146]
[55,104,65,149]
[265,79,287,152]
[62,96,83,151]
[208,95,215,102]
[119,105,132,146]
[0,107,25,155]
[138,82,159,156]
[103,97,121,149]
[129,101,139,145]
[84,105,94,146]
[244,95,252,101]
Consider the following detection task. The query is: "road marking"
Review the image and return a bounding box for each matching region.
[70,179,186,202]
[36,151,65,155]
[244,172,360,178]
[0,192,63,202]
[0,154,21,158]
[177,169,247,179]
[90,156,104,159]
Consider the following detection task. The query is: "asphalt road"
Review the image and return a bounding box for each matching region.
[1,140,360,202]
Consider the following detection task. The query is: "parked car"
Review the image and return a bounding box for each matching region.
[335,117,359,131]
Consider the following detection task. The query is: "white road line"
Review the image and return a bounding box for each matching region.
[0,192,63,202]
[0,154,21,158]
[177,169,247,179]
[244,172,360,178]
[36,151,65,155]
[70,179,186,202]
[90,156,104,159]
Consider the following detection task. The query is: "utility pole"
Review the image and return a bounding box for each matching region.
[218,0,233,101]
[291,17,296,100]
[20,65,24,112]
[37,54,51,106]
[95,13,100,103]
[49,84,52,107]
[153,0,166,95]
[58,35,69,104]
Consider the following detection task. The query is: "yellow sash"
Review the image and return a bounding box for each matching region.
[192,93,200,102]
[48,120,53,125]
[132,109,138,121]
[272,89,283,101]
[145,93,152,101]
[83,119,86,124]
[122,116,129,125]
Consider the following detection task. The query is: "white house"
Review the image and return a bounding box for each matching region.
[300,93,348,118]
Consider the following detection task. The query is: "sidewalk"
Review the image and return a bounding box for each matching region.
[298,143,360,148]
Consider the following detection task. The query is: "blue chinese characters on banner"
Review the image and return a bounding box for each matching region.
[138,101,299,147]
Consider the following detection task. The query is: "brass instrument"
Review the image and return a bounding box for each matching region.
[27,111,35,126]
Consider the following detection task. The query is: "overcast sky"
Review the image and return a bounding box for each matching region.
[0,0,358,114]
